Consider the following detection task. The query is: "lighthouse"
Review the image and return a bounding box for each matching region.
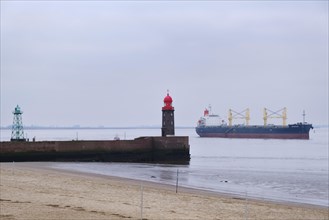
[162,91,175,137]
[11,105,26,142]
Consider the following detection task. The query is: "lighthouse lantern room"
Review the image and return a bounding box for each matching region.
[162,91,175,137]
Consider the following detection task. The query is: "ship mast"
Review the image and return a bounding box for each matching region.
[208,104,212,115]
[303,110,306,124]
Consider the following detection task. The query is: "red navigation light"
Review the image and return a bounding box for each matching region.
[162,92,174,110]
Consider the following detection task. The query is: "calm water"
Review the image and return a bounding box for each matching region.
[1,127,328,206]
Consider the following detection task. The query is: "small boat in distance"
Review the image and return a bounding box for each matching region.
[195,107,313,139]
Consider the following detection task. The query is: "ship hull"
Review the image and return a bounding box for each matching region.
[196,123,313,140]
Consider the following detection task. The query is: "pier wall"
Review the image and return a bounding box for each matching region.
[0,136,190,163]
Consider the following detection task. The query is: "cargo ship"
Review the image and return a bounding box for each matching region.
[196,107,313,139]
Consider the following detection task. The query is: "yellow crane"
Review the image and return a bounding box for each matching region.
[228,108,250,126]
[263,107,287,126]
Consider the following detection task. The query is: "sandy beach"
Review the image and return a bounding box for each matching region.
[0,162,328,220]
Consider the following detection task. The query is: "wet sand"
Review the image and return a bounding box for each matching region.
[0,162,328,220]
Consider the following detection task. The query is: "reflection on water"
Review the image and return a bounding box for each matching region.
[159,170,175,181]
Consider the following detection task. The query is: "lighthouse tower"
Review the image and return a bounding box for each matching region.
[11,105,26,142]
[162,91,175,137]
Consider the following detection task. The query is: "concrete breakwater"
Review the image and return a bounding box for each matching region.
[0,136,190,163]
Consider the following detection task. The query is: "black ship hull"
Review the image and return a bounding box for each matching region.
[196,123,313,139]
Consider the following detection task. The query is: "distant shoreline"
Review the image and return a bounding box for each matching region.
[0,126,195,130]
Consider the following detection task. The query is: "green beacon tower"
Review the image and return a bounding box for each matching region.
[11,105,26,142]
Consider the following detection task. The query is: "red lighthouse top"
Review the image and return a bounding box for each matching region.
[162,92,174,110]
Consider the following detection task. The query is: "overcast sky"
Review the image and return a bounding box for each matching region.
[1,1,328,127]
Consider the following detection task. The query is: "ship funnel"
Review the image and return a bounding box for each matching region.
[204,108,209,117]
